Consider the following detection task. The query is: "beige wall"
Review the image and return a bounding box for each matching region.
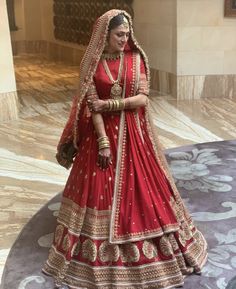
[177,0,236,75]
[11,0,84,49]
[10,0,25,41]
[24,0,42,40]
[0,0,16,93]
[0,0,18,121]
[11,0,41,41]
[133,0,177,74]
[41,0,54,42]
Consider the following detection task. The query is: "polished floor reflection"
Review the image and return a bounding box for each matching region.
[0,54,236,280]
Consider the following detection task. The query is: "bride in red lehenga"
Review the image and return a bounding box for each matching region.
[43,9,207,289]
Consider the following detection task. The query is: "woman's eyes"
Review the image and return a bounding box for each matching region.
[117,33,130,37]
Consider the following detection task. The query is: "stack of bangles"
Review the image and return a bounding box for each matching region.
[107,99,126,111]
[97,136,110,150]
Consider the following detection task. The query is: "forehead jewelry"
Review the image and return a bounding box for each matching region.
[122,17,129,29]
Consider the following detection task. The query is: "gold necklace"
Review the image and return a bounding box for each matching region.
[102,52,124,99]
[101,52,121,60]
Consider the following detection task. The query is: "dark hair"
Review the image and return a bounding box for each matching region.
[108,13,128,31]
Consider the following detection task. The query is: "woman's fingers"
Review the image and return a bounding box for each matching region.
[97,153,111,169]
[87,99,104,112]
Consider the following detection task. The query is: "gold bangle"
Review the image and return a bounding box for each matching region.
[97,136,110,150]
[97,136,109,142]
[107,99,125,111]
[98,141,110,149]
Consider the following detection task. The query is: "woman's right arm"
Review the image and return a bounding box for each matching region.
[87,81,112,170]
[91,112,112,169]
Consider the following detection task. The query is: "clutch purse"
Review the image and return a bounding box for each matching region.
[56,141,77,169]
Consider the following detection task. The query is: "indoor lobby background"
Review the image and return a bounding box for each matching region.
[1,0,236,288]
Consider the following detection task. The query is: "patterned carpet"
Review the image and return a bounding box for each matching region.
[1,140,236,289]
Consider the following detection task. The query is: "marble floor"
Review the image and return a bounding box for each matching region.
[0,54,236,282]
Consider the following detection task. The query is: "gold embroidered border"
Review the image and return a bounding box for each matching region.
[133,52,144,143]
[138,73,149,96]
[58,197,111,239]
[111,223,179,244]
[44,246,184,288]
[109,52,131,243]
[44,227,207,288]
[184,230,208,270]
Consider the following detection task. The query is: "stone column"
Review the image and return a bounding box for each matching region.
[0,0,18,122]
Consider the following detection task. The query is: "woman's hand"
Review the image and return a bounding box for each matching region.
[87,96,107,113]
[97,147,112,170]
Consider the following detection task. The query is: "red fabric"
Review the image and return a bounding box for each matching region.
[63,51,178,238]
[57,95,78,149]
[45,51,207,282]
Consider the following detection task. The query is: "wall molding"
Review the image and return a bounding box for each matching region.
[150,68,177,97]
[11,40,86,65]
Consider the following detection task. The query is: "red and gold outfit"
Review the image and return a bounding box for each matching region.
[43,10,207,289]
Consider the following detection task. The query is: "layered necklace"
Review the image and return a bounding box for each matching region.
[102,52,124,99]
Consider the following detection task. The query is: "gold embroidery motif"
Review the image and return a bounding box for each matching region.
[159,235,173,256]
[137,73,149,96]
[44,238,207,288]
[71,240,81,257]
[98,240,120,263]
[170,197,184,223]
[178,229,187,247]
[44,246,188,288]
[182,221,193,240]
[168,233,179,252]
[54,224,64,246]
[120,243,140,263]
[142,240,158,259]
[62,234,71,252]
[82,239,97,262]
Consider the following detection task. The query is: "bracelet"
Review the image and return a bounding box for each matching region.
[97,136,110,150]
[107,99,125,111]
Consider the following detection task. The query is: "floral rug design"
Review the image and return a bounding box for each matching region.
[1,140,236,289]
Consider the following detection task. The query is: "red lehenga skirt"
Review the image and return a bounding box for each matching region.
[43,110,207,289]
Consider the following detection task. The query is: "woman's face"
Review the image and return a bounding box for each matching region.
[107,24,130,53]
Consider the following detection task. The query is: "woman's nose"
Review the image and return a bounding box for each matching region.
[121,35,128,42]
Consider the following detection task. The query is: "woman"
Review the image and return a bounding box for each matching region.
[43,9,207,289]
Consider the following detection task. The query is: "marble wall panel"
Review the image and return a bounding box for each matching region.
[177,27,202,52]
[178,0,236,76]
[0,91,18,122]
[11,40,47,56]
[151,72,236,100]
[224,51,236,74]
[150,68,177,97]
[133,0,177,74]
[177,51,224,75]
[177,75,236,100]
[177,0,222,27]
